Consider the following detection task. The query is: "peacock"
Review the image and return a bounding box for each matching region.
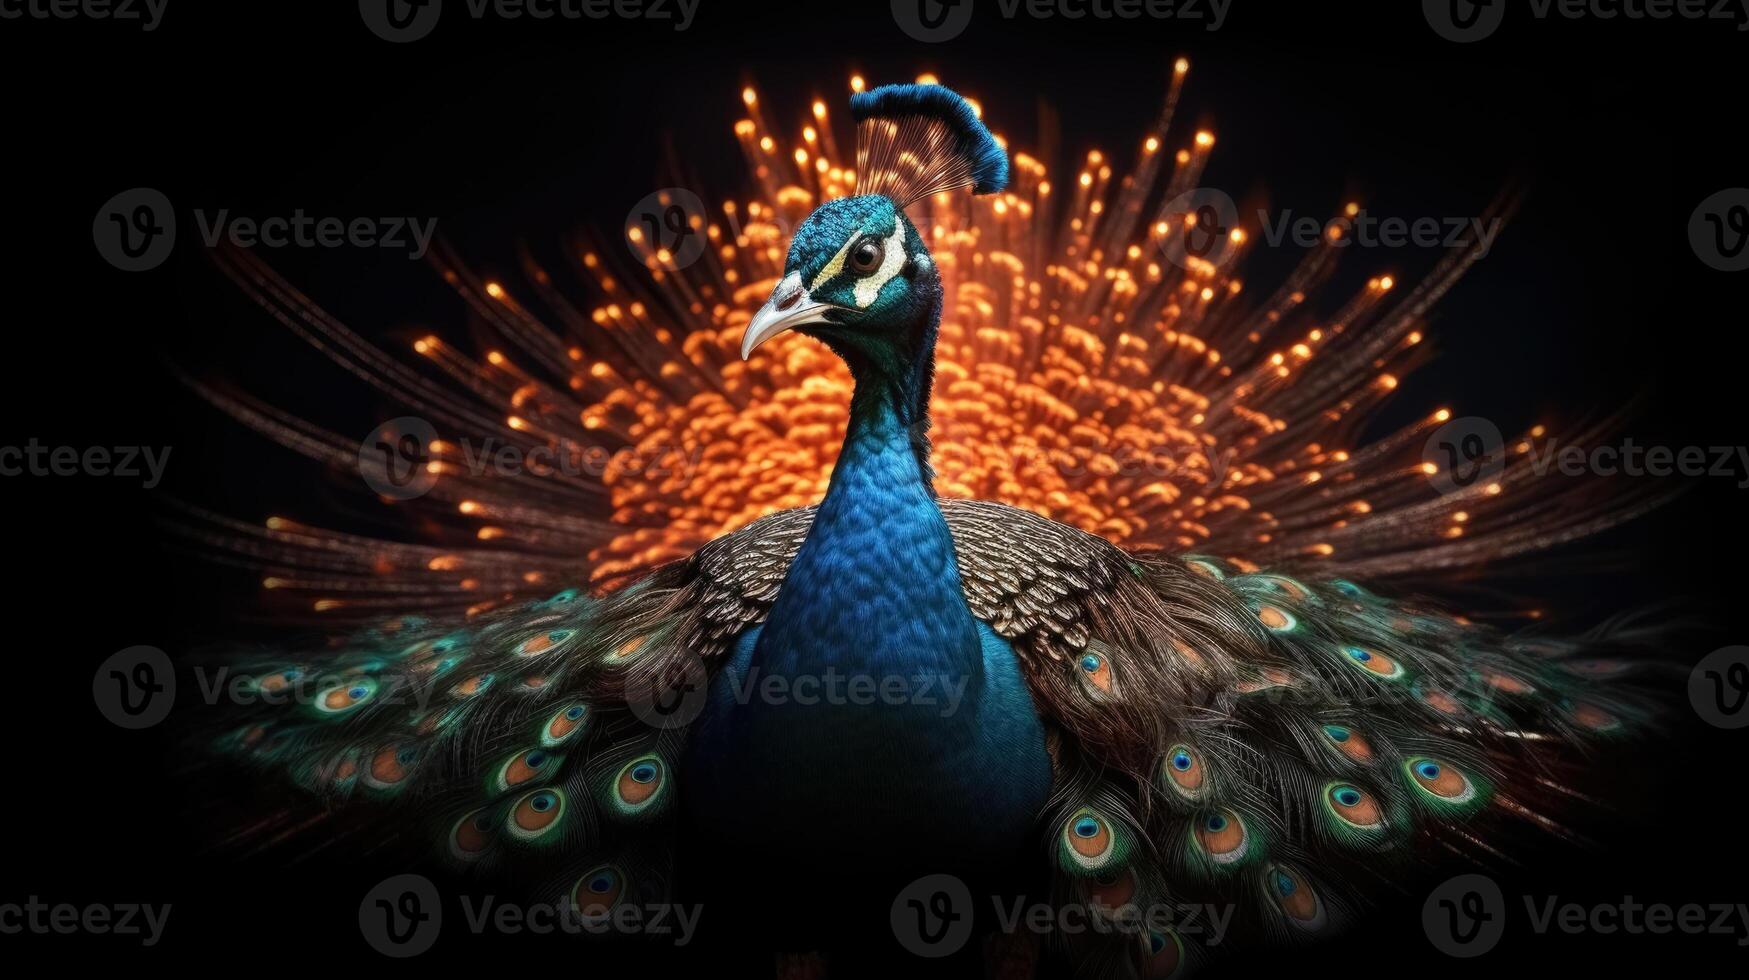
[194,72,1666,977]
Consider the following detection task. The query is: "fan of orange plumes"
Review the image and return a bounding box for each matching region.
[181,63,1655,620]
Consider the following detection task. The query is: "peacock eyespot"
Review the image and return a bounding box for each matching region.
[449,808,494,859]
[1405,756,1478,805]
[316,677,378,714]
[1256,604,1296,631]
[364,744,416,790]
[849,235,885,274]
[572,865,624,919]
[1163,742,1206,799]
[1321,723,1374,762]
[1341,645,1404,680]
[508,787,566,842]
[612,755,670,814]
[1266,863,1326,929]
[1059,808,1120,869]
[1140,928,1183,977]
[543,703,589,747]
[1323,782,1384,831]
[1075,645,1115,693]
[1193,808,1249,864]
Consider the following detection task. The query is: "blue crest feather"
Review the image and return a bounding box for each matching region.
[850,83,1009,197]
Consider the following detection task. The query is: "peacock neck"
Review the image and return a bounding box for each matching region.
[754,358,979,681]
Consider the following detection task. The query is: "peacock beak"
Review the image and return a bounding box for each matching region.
[741,273,842,359]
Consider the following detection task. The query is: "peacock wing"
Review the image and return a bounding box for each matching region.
[935,499,1659,972]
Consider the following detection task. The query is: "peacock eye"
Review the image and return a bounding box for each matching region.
[849,236,885,274]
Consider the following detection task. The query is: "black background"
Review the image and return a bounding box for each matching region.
[2,0,1744,973]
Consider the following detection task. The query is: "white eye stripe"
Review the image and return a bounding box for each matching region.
[852,226,908,308]
[807,225,910,309]
[808,237,855,293]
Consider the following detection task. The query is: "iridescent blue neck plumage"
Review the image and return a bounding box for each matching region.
[755,356,976,682]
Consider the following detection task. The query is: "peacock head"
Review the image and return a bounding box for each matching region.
[740,194,937,371]
[740,83,1007,409]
